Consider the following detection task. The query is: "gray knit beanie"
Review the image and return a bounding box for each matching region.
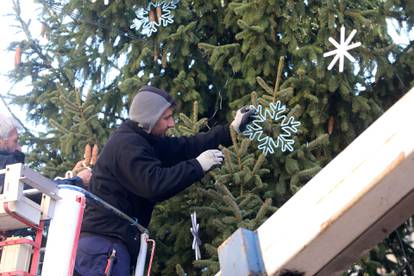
[129,85,176,133]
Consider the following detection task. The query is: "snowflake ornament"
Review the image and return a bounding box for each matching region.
[190,212,202,260]
[243,102,301,155]
[323,26,361,72]
[130,0,179,37]
[90,0,110,5]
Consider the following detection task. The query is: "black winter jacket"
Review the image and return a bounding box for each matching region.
[81,120,232,257]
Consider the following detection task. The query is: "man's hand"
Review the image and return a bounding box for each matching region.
[72,160,86,173]
[231,106,256,133]
[196,149,224,172]
[77,168,92,187]
[70,159,92,186]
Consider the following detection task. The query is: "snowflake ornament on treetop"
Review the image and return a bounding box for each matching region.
[130,0,180,37]
[323,26,361,73]
[243,102,301,155]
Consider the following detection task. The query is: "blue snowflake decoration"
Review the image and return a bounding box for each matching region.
[130,0,180,37]
[243,102,301,155]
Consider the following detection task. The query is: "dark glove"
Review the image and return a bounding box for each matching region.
[231,106,256,133]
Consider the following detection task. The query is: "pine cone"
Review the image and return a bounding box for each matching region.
[328,116,334,135]
[84,144,92,166]
[162,47,167,68]
[40,22,47,37]
[91,144,99,166]
[149,9,156,22]
[15,47,21,68]
[156,6,162,24]
[153,45,159,62]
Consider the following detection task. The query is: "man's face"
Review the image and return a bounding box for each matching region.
[151,107,175,137]
[0,128,21,152]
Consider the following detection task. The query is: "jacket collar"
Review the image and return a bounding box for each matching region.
[122,120,160,145]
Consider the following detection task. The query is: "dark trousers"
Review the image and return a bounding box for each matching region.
[74,233,131,276]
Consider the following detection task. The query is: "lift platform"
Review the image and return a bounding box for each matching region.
[0,163,152,276]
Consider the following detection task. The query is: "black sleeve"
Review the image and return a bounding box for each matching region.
[115,141,205,202]
[156,124,233,164]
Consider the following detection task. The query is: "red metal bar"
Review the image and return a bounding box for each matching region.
[146,237,156,276]
[29,220,44,275]
[68,195,86,276]
[1,203,44,276]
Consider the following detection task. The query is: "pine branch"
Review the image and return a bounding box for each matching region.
[215,182,236,202]
[175,264,186,276]
[229,127,242,171]
[252,154,265,175]
[223,195,242,221]
[273,56,285,102]
[254,198,272,227]
[222,148,234,174]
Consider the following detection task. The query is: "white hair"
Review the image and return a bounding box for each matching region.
[0,113,21,140]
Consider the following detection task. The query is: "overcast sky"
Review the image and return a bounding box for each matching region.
[0,0,413,133]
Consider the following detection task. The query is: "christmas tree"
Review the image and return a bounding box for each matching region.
[6,0,414,274]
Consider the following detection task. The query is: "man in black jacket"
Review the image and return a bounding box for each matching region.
[75,86,255,276]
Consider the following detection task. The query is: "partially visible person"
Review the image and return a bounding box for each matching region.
[0,114,24,193]
[0,113,93,250]
[0,113,92,194]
